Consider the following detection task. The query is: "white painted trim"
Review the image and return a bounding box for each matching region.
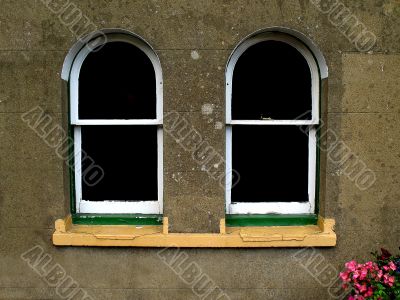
[69,31,163,215]
[79,200,161,214]
[226,27,328,79]
[226,32,320,124]
[62,28,159,80]
[72,119,162,126]
[308,127,317,214]
[157,127,164,213]
[74,127,82,212]
[225,31,322,215]
[229,202,313,214]
[70,33,163,123]
[225,125,232,213]
[228,120,318,125]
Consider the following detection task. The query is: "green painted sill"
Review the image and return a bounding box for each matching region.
[72,214,163,226]
[226,214,318,227]
[72,214,317,227]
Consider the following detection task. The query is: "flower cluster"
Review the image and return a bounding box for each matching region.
[339,248,400,300]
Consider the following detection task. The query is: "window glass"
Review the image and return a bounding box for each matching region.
[81,125,158,201]
[232,40,312,120]
[79,42,157,120]
[231,125,309,203]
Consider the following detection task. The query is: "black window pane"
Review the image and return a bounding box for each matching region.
[81,126,158,201]
[232,41,312,120]
[231,126,309,202]
[79,42,157,119]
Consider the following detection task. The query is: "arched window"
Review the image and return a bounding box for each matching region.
[226,31,321,215]
[68,32,163,214]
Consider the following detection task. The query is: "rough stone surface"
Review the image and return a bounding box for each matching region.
[0,0,400,299]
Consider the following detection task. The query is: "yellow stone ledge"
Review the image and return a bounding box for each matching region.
[52,216,336,247]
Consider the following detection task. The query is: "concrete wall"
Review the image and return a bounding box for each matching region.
[0,0,399,299]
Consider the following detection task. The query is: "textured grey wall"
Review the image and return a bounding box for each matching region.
[0,0,399,299]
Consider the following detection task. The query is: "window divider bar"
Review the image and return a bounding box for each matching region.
[228,120,319,125]
[71,119,163,126]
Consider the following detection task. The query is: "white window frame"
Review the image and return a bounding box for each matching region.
[225,32,319,215]
[70,33,163,214]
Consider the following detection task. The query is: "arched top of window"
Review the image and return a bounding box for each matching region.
[65,29,163,124]
[226,29,326,124]
[79,41,156,119]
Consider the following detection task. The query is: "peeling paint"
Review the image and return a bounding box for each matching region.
[214,122,223,130]
[172,172,185,183]
[190,50,200,60]
[239,233,307,242]
[201,103,214,115]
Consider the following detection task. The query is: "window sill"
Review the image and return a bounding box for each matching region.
[53,215,336,247]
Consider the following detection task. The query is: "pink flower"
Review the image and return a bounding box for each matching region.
[383,274,395,286]
[387,275,395,286]
[360,268,368,280]
[383,265,389,271]
[353,270,361,280]
[383,274,389,281]
[364,287,373,297]
[388,261,397,271]
[358,284,367,293]
[365,261,373,268]
[340,271,350,282]
[346,260,358,272]
[340,256,398,299]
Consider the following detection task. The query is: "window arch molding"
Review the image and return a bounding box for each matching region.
[225,28,328,215]
[225,26,328,79]
[63,29,163,124]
